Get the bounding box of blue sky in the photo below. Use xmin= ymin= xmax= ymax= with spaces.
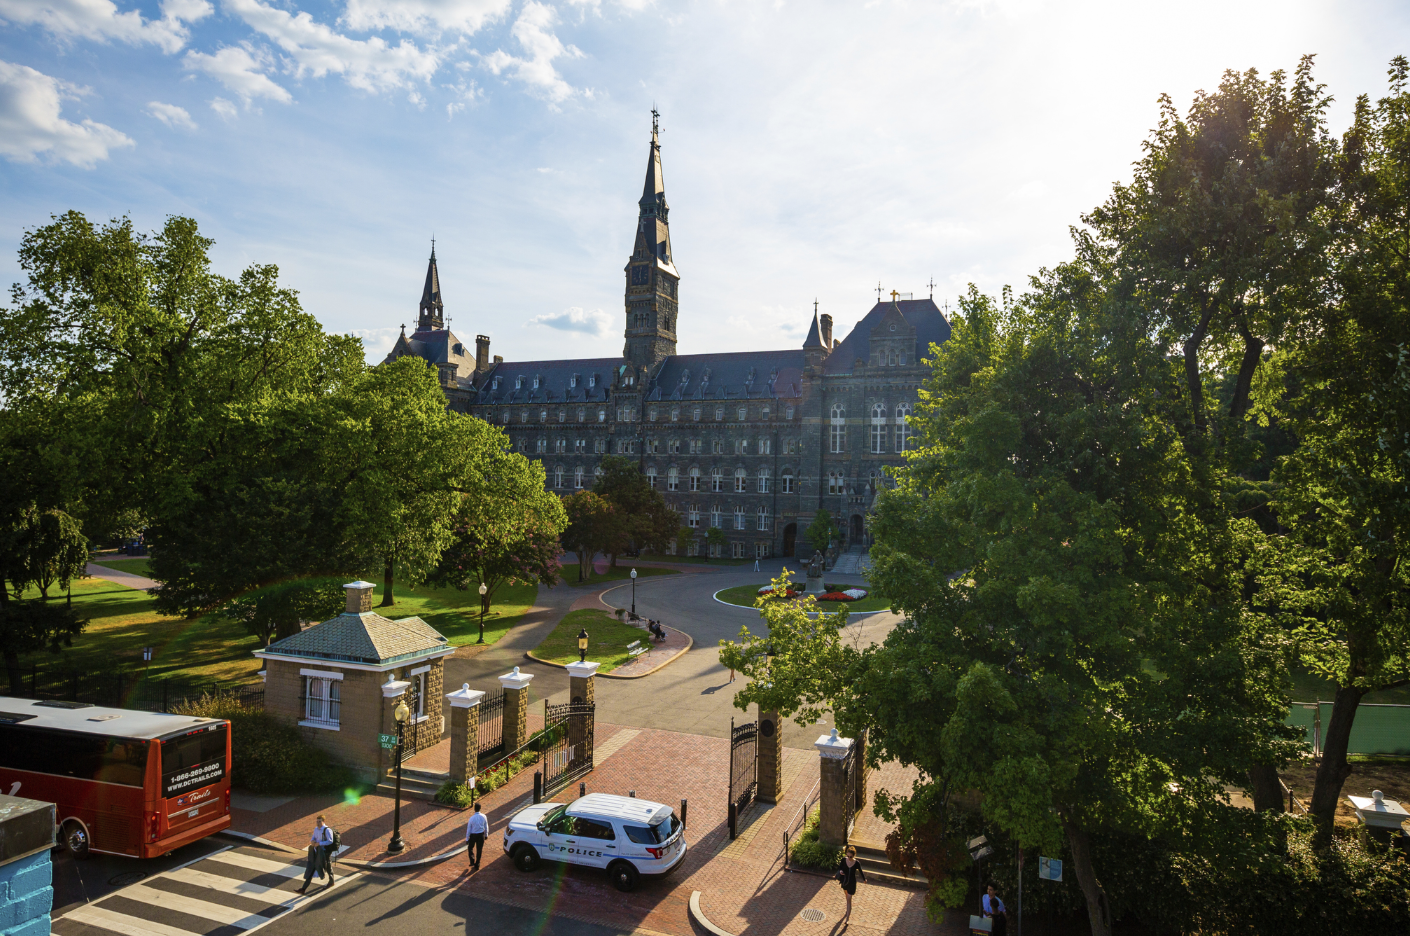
xmin=2 ymin=0 xmax=1407 ymax=365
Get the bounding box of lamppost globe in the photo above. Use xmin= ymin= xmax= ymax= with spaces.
xmin=394 ymin=700 xmax=410 ymax=723
xmin=578 ymin=628 xmax=589 ymax=663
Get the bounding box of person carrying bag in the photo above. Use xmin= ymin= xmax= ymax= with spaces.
xmin=297 ymin=816 xmax=335 ymax=894
xmin=835 ymin=846 xmax=867 ymax=925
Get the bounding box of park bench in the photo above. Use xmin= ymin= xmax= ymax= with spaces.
xmin=627 ymin=640 xmax=650 ymax=658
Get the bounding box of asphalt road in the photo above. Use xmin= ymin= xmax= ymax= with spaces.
xmin=256 ymin=872 xmax=635 ymax=936
xmin=444 ymin=557 xmax=898 ymax=751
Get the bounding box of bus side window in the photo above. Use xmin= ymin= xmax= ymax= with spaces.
xmin=95 ymin=739 xmax=148 ymax=786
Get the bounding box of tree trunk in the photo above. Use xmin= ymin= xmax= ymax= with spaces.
xmin=1182 ymin=306 xmax=1214 ymax=437
xmin=1229 ymin=320 xmax=1265 ymax=423
xmin=1247 ymin=764 xmax=1285 ymax=812
xmin=380 ymin=555 xmax=395 ymax=607
xmin=1063 ymin=818 xmax=1112 ymax=936
xmin=1310 ymin=684 xmax=1367 ymax=844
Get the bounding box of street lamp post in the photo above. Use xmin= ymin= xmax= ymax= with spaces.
xmin=388 ymin=699 xmax=410 ymax=852
xmin=630 ymin=568 xmax=637 ymax=619
xmin=578 ymin=628 xmax=589 ymax=663
xmin=477 ymin=582 xmax=488 ymax=644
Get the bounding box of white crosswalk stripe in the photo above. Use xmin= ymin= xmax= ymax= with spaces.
xmin=54 ymin=842 xmax=358 ymax=936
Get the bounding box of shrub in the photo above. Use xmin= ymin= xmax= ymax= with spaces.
xmin=475 ymin=749 xmax=541 ymax=796
xmin=789 ymin=809 xmax=842 ymax=870
xmin=173 ymin=694 xmax=360 ymax=795
xmin=436 ymin=781 xmax=476 ymax=808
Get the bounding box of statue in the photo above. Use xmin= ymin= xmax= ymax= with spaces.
xmin=808 ymin=550 xmax=824 ymax=579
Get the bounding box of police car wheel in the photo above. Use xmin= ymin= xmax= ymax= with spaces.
xmin=512 ymin=844 xmax=540 ymax=872
xmin=609 ymin=860 xmax=639 ymax=892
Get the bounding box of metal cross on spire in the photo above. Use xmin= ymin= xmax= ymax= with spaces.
xmin=430 ymin=235 xmax=435 ymax=257
xmin=651 ymin=105 xmax=660 ymax=135
xmin=814 ymin=298 xmax=819 ymax=315
xmin=927 ymin=277 xmax=936 ymax=298
xmin=876 ymin=281 xmax=883 ymax=301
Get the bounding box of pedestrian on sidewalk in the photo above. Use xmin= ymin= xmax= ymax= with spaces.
xmin=465 ymin=802 xmax=489 ymax=870
xmin=296 ymin=816 xmax=334 ymax=894
xmin=836 ymin=846 xmax=866 ymax=925
xmin=983 ymin=882 xmax=1008 ymax=936
xmin=753 ymin=557 xmax=760 ymax=572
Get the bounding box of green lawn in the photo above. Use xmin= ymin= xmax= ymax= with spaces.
xmin=530 ymin=608 xmax=649 ymax=673
xmin=558 ymin=563 xmax=679 ymax=587
xmin=1290 ymin=668 xmax=1410 ymax=705
xmin=713 ymin=583 xmax=893 ymax=614
xmin=376 ymin=580 xmax=536 ymax=648
xmin=90 ymin=557 xmax=154 ymax=578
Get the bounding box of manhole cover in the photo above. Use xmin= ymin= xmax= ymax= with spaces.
xmin=107 ymin=872 xmax=146 ymax=887
xmin=799 ymin=908 xmax=826 ymax=923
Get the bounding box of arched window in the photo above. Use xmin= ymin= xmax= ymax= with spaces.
xmin=710 ymin=505 xmax=722 ymax=529
xmin=577 ymin=407 xmax=585 ymax=422
xmin=558 ymin=409 xmax=566 ymax=422
xmin=597 ymin=408 xmax=606 ymax=422
xmin=737 ymin=406 xmax=747 ymax=421
xmin=574 ymin=467 xmax=584 ymax=488
xmin=898 ymin=352 xmax=906 ymax=366
xmin=689 ymin=467 xmax=701 ymax=491
xmin=520 ymin=409 xmax=529 ymax=423
xmin=667 ymin=467 xmax=679 ymax=492
xmin=594 ymin=466 xmax=605 ymax=483
xmin=830 ymin=404 xmax=846 ymax=453
xmin=734 ymin=506 xmax=746 ymax=530
xmin=554 ymin=466 xmax=564 ymax=488
xmin=757 ymin=506 xmax=770 ymax=531
xmin=502 ymin=411 xmax=511 ymax=424
xmin=715 ymin=406 xmax=724 ymax=421
xmin=536 ymin=438 xmax=547 ymax=453
xmin=757 ymin=467 xmax=770 ymax=493
xmin=540 ymin=409 xmax=548 ymax=422
xmin=782 ymin=470 xmax=795 ymax=494
xmin=649 ymin=406 xmax=658 ymax=422
xmin=693 ymin=407 xmax=701 ymax=421
xmin=761 ymin=405 xmax=770 ymax=420
xmin=646 ymin=467 xmax=657 ymax=489
xmin=670 ymin=407 xmax=680 ymax=422
xmin=712 ymin=468 xmax=724 ymax=492
xmin=871 ymin=403 xmax=888 ymax=454
xmin=734 ymin=468 xmax=747 ymax=493
xmin=895 ymin=403 xmax=911 ymax=452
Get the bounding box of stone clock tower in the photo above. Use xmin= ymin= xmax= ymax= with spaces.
xmin=623 ymin=109 xmax=679 ymax=371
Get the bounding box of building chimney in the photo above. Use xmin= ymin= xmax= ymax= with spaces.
xmin=475 ymin=335 xmax=490 ymax=374
xmin=344 ymin=580 xmax=375 ymax=614
xmin=493 ymin=354 xmax=503 ymax=364
xmin=820 ymin=314 xmax=833 ymax=349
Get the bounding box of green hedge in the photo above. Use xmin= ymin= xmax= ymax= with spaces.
xmin=788 ymin=809 xmax=842 ymax=870
xmin=173 ymin=694 xmax=361 ymax=795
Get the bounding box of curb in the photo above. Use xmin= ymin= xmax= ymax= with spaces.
xmin=524 ymin=626 xmax=693 ymax=679
xmin=219 ymin=830 xmax=468 ymax=869
xmin=689 ymin=891 xmax=738 ymax=936
xmin=710 ymin=588 xmax=890 ymax=618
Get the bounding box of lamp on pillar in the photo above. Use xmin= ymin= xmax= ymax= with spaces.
xmin=389 ymin=699 xmax=411 ymax=852
xmin=578 ymin=628 xmax=589 ymax=663
xmin=477 ymin=582 xmax=488 ymax=644
xmin=630 ymin=568 xmax=637 ymax=618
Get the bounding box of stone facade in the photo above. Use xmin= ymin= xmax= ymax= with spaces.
xmin=386 ymin=118 xmax=950 ymax=560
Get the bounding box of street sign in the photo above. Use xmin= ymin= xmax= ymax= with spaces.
xmin=379 ymin=733 xmax=396 ymax=748
xmin=968 ymin=835 xmax=993 ymax=862
xmin=1038 ymin=856 xmax=1062 ymax=881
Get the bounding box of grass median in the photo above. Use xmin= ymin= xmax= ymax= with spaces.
xmin=529 ymin=608 xmax=650 ymax=673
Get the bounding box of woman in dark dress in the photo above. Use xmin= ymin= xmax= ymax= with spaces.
xmin=836 ymin=846 xmax=867 ymax=924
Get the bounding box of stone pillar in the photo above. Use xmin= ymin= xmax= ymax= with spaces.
xmin=380 ymin=676 xmax=411 ymax=775
xmin=758 ymin=709 xmax=783 ymax=804
xmin=815 ymin=729 xmax=854 ymax=848
xmin=444 ymin=683 xmax=485 ymax=784
xmin=499 ymin=667 xmax=534 ymax=753
xmin=565 ymin=661 xmax=599 ymax=754
xmin=0 ymin=794 xmax=54 ymax=936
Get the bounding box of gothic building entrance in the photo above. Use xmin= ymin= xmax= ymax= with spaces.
xmin=782 ymin=523 xmax=797 ymax=557
xmin=850 ymin=514 xmax=864 ymax=544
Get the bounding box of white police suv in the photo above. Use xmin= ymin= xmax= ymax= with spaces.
xmin=504 ymin=793 xmax=686 ymax=891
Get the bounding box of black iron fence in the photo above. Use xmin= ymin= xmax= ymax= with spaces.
xmin=781 ymin=780 xmax=820 ymax=871
xmin=728 ymin=717 xmax=758 ymax=839
xmin=10 ymin=662 xmax=263 ymax=713
xmin=478 ymin=689 xmax=505 ymax=756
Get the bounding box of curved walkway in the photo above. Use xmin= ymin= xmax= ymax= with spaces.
xmin=86 ymin=560 xmax=159 ymax=591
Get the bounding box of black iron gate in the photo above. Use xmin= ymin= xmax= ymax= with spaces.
xmin=541 ymin=700 xmax=595 ymax=795
xmin=839 ymin=739 xmax=857 ymax=837
xmin=728 ymin=717 xmax=758 ymax=839
xmin=478 ymin=689 xmax=506 ymax=758
xmin=399 ymin=678 xmax=422 ymax=764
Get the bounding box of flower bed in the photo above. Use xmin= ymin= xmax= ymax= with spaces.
xmin=758 ymin=583 xmax=805 ymax=598
xmin=819 ymin=588 xmax=869 ymax=601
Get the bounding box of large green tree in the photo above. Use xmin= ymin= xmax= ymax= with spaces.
xmin=592 ymin=455 xmax=679 ymax=563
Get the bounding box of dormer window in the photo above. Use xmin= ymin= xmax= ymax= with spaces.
xmin=515 ymin=376 xmax=523 ymax=389
xmin=588 ymin=375 xmax=597 ymax=388
xmin=492 ymin=377 xmax=501 ymax=390
xmin=570 ymin=374 xmax=579 ymax=388
xmin=533 ymin=376 xmax=540 ymax=389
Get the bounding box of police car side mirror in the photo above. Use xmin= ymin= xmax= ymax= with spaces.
xmin=536 ymin=822 xmax=544 ymax=831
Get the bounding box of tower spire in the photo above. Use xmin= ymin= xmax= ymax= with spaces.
xmin=623 ymin=109 xmax=679 ymax=368
xmin=417 ymin=243 xmax=444 ymax=331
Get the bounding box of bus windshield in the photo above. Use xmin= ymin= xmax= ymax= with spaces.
xmin=161 ymin=725 xmax=227 ymax=797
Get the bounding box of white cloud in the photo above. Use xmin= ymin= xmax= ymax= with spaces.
xmin=208 ymin=96 xmax=238 ymax=118
xmin=346 ymin=326 xmax=401 ymax=363
xmin=526 ymin=306 xmax=611 ymax=335
xmin=184 ymin=45 xmax=292 ymax=104
xmin=224 ymin=0 xmax=438 ymax=93
xmin=145 ymin=99 xmax=197 ymax=129
xmin=0 ymin=59 xmax=133 ymax=167
xmin=0 ymin=0 xmax=213 ymax=54
xmin=481 ymin=1 xmax=582 ymax=103
xmin=443 ymin=75 xmax=478 ymax=117
xmin=1005 ymin=180 xmax=1047 ymax=202
xmin=340 ymin=0 xmax=510 ymax=36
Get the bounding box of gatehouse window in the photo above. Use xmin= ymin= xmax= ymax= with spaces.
xmin=786 ymin=405 xmax=794 ymax=420
xmin=502 ymin=411 xmax=510 ymax=424
xmin=688 ymin=505 xmax=699 ymax=528
xmin=757 ymin=437 xmax=770 ymax=455
xmin=536 ymin=438 xmax=547 ymax=453
xmin=533 ymin=376 xmax=540 ymax=389
xmin=515 ymin=376 xmax=523 ymax=389
xmin=303 ymin=673 xmax=341 ymax=727
xmin=761 ymin=406 xmax=770 ymax=420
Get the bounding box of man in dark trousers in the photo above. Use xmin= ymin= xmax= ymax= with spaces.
xmin=465 ymin=802 xmax=488 ymax=870
xmin=296 ymin=816 xmax=334 ymax=894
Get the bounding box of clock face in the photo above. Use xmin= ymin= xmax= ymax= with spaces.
xmin=631 ymin=265 xmax=649 ymax=286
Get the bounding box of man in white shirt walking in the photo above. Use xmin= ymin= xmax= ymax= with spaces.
xmin=297 ymin=816 xmax=335 ymax=894
xmin=465 ymin=802 xmax=489 ymax=871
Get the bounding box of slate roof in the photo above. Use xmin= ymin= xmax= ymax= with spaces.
xmin=824 ymin=298 xmax=951 ymax=374
xmin=469 ymin=356 xmax=623 ymax=404
xmin=647 ymin=350 xmax=805 ymax=401
xmin=261 ymin=611 xmax=449 ymax=667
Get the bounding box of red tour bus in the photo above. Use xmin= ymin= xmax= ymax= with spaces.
xmin=0 ymin=696 xmax=231 ymax=858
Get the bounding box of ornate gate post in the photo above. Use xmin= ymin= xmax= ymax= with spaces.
xmin=445 ymin=683 xmax=485 ymax=784
xmin=758 ymin=709 xmax=783 ymax=803
xmin=815 ymin=728 xmax=854 ymax=848
xmin=499 ymin=667 xmax=534 ymax=752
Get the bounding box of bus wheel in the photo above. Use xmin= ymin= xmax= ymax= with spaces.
xmin=62 ymin=821 xmax=91 ymax=860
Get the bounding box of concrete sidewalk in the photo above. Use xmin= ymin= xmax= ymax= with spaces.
xmin=86 ymin=559 xmax=158 ymax=591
